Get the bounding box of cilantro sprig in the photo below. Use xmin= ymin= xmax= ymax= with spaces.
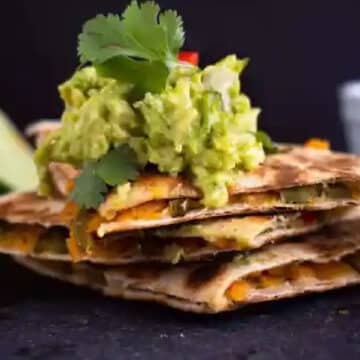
xmin=78 ymin=0 xmax=185 ymax=96
xmin=0 ymin=182 xmax=11 ymax=195
xmin=69 ymin=1 xmax=185 ymax=208
xmin=254 ymin=130 xmax=278 ymax=154
xmin=69 ymin=163 xmax=108 ymax=210
xmin=70 ymin=146 xmax=140 ymax=209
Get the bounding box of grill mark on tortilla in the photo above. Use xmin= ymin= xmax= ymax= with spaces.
xmin=187 ymin=263 xmax=225 ymax=288
xmin=302 ymin=222 xmax=360 ymax=258
xmin=272 ymin=163 xmax=302 ymax=187
xmin=294 ymin=153 xmax=358 ymax=173
xmin=125 ymin=264 xmax=169 ymax=280
xmin=325 ymin=155 xmax=359 ymax=170
xmin=250 ymin=165 xmax=267 ymax=178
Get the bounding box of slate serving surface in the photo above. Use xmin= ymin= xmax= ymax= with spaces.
xmin=0 ymin=255 xmax=359 ymax=360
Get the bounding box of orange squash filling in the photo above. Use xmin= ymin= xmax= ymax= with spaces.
xmin=66 ymin=235 xmax=84 ymax=262
xmin=226 ymin=281 xmax=251 ymax=301
xmin=226 ymin=260 xmax=355 ymax=302
xmin=0 ymin=224 xmax=44 ymax=254
xmin=115 ymin=200 xmax=168 ymax=222
xmin=304 ymin=138 xmax=330 ymax=150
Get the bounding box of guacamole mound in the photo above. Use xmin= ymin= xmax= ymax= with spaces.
xmin=35 ymin=55 xmax=265 ymax=207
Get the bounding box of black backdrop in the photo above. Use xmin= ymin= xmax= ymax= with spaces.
xmin=2 ymin=0 xmax=360 ymax=150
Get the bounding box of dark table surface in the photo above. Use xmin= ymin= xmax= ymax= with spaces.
xmin=0 ymin=255 xmax=359 ymax=360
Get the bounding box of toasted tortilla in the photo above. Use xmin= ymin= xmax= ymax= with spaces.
xmin=1 ymin=188 xmax=359 ymax=240
xmin=1 ymin=206 xmax=359 ymax=265
xmin=47 ymin=146 xmax=360 ymax=213
xmin=99 ymin=146 xmax=360 ymax=211
xmin=24 ymin=122 xmax=360 ymax=235
xmin=96 ymin=196 xmax=360 ymax=236
xmin=0 ymin=192 xmax=65 ymax=227
xmin=64 ymin=149 xmax=360 ymax=236
xmin=14 ymin=219 xmax=360 ymax=313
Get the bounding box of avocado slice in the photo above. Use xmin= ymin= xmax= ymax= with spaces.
xmin=0 ymin=110 xmax=38 ymax=191
xmin=280 ymin=185 xmax=322 ymax=204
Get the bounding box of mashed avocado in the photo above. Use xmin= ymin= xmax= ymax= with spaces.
xmin=35 ymin=55 xmax=265 ymax=207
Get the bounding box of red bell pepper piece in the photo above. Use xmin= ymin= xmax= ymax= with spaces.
xmin=178 ymin=51 xmax=199 ymax=66
xmin=301 ymin=212 xmax=317 ymax=224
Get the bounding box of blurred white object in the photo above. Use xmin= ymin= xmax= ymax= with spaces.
xmin=25 ymin=119 xmax=60 ymax=137
xmin=26 ymin=119 xmax=61 ymax=146
xmin=0 ymin=110 xmax=38 ymax=191
xmin=339 ymin=81 xmax=360 ymax=154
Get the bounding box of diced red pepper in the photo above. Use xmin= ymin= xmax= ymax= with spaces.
xmin=301 ymin=212 xmax=317 ymax=224
xmin=178 ymin=51 xmax=199 ymax=66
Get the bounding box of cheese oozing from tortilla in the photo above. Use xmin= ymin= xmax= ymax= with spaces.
xmin=0 ymin=212 xmax=318 ymax=263
xmin=0 ymin=206 xmax=356 ymax=264
xmin=226 ymin=260 xmax=357 ymax=303
xmin=154 ymin=215 xmax=299 ymax=248
xmin=98 ymin=182 xmax=356 ymax=228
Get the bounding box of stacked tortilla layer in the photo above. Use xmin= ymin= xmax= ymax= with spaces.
xmin=2 ymin=140 xmax=360 ymax=312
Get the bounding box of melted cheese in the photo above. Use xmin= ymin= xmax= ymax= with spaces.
xmin=0 ymin=225 xmax=42 ymax=254
xmin=66 ymin=235 xmax=84 ymax=262
xmin=86 ymin=214 xmax=104 ymax=233
xmin=345 ymin=181 xmax=360 ymax=200
xmin=100 ymin=190 xmax=278 ymax=230
xmin=304 ymin=138 xmax=330 ymax=150
xmin=226 ymin=259 xmax=355 ymax=303
xmin=157 ymin=216 xmax=273 ymax=249
xmin=232 ymin=192 xmax=279 ymax=206
xmin=115 ymin=201 xmax=168 ymax=222
xmin=259 ymin=275 xmax=284 ymax=288
xmin=312 ymin=262 xmax=354 ymax=280
xmin=99 ymin=176 xmax=188 ymax=221
xmin=289 ymin=264 xmax=316 ymax=280
xmin=60 ymin=201 xmax=80 ymax=225
xmin=226 ymin=280 xmax=251 ymax=301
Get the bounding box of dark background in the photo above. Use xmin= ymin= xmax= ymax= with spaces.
xmin=0 ymin=256 xmax=360 ymax=359
xmin=1 ymin=0 xmax=360 ymax=149
xmin=1 ymin=3 xmax=360 ymax=358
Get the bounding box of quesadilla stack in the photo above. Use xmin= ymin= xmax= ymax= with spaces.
xmin=2 ymin=141 xmax=360 ymax=313
xmin=2 ymin=0 xmax=360 ymax=313
xmin=14 ymin=222 xmax=360 ymax=313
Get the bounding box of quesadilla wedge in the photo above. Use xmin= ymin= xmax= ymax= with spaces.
xmin=0 ymin=192 xmax=65 ymax=227
xmin=26 ymin=125 xmax=360 ymax=237
xmin=0 ymin=190 xmax=359 ymax=264
xmin=93 ymin=146 xmax=360 ymax=234
xmin=14 ymin=219 xmax=360 ymax=313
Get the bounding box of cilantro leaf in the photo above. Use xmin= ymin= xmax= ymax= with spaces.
xmin=159 ymin=10 xmax=185 ymax=53
xmin=0 ymin=182 xmax=11 ymax=195
xmin=69 ymin=145 xmax=140 ymax=209
xmin=96 ymin=57 xmax=169 ymax=95
xmin=120 ymin=1 xmax=169 ymax=60
xmin=78 ymin=14 xmax=130 ymax=64
xmin=255 ymin=130 xmax=278 ymax=154
xmin=96 ymin=146 xmax=139 ymax=186
xmin=78 ymin=1 xmax=185 ymax=95
xmin=69 ymin=163 xmax=107 ymax=209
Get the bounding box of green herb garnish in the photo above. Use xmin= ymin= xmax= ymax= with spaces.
xmin=255 ymin=130 xmax=277 ymax=154
xmin=70 ymin=146 xmax=140 ymax=209
xmin=0 ymin=182 xmax=11 ymax=195
xmin=69 ymin=163 xmax=108 ymax=209
xmin=96 ymin=146 xmax=139 ymax=186
xmin=78 ymin=0 xmax=185 ymax=96
xmin=233 ymin=252 xmax=251 ymax=265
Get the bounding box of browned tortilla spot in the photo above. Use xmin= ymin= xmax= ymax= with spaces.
xmin=124 ymin=264 xmax=169 ymax=281
xmin=187 ymin=263 xmax=225 ymax=288
xmin=272 ymin=164 xmax=302 ymax=187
